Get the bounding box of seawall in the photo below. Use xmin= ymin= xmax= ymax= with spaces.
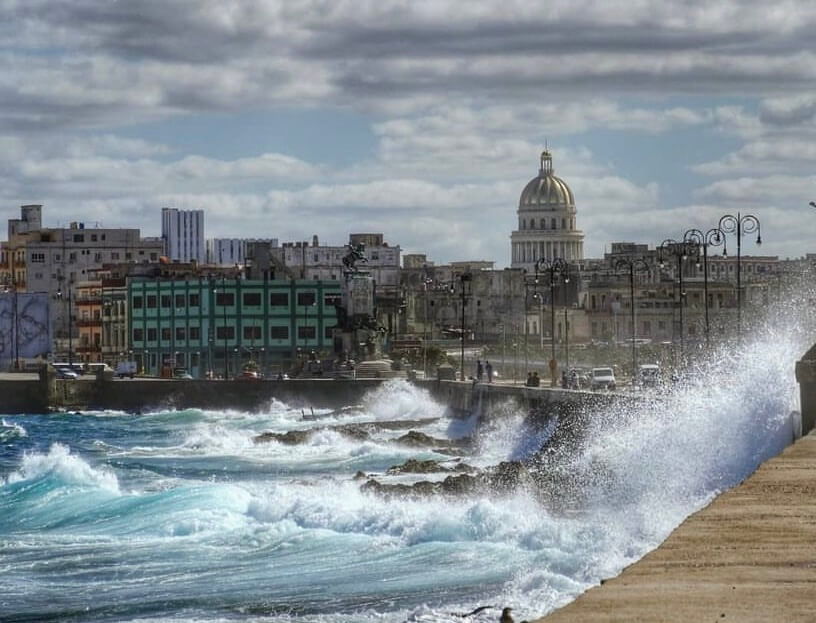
xmin=533 ymin=431 xmax=816 ymax=623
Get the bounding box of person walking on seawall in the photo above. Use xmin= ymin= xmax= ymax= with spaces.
xmin=476 ymin=359 xmax=484 ymax=382
xmin=526 ymin=372 xmax=533 ymax=387
xmin=532 ymin=371 xmax=540 ymax=387
xmin=485 ymin=360 xmax=493 ymax=383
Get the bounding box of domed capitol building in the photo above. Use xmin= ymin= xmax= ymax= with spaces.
xmin=510 ymin=150 xmax=584 ymax=270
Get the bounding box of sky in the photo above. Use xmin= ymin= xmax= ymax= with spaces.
xmin=3 ymin=0 xmax=816 ymax=267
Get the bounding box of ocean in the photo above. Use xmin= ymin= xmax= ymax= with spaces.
xmin=0 ymin=330 xmax=802 ymax=623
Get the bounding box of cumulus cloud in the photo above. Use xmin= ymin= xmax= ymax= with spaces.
xmin=3 ymin=1 xmax=816 ymax=263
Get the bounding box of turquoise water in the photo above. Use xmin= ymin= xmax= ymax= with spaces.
xmin=0 ymin=332 xmax=801 ymax=622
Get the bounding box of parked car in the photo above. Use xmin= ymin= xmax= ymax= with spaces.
xmin=590 ymin=367 xmax=617 ymax=391
xmin=173 ymin=368 xmax=193 ymax=380
xmin=115 ymin=361 xmax=137 ymax=379
xmin=638 ymin=363 xmax=661 ymax=388
xmin=53 ymin=367 xmax=79 ymax=380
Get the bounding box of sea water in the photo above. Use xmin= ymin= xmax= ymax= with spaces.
xmin=0 ymin=329 xmax=803 ymax=622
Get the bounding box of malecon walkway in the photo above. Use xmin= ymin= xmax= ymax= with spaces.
xmin=534 ymin=432 xmax=816 ymax=623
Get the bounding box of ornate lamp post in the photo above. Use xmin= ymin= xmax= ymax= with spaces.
xmin=453 ymin=272 xmax=472 ymax=381
xmin=683 ymin=227 xmax=726 ymax=348
xmin=614 ymin=258 xmax=650 ymax=384
xmin=56 ymin=280 xmax=73 ymax=368
xmin=717 ymin=213 xmax=761 ymax=340
xmin=658 ymin=239 xmax=699 ymax=359
xmin=534 ymin=257 xmax=568 ymax=384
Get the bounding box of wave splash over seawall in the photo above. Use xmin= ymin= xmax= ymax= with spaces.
xmin=0 ymin=328 xmax=803 ymax=622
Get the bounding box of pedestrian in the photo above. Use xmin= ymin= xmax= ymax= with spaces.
xmin=532 ymin=371 xmax=540 ymax=387
xmin=476 ymin=359 xmax=484 ymax=381
xmin=485 ymin=360 xmax=493 ymax=383
xmin=561 ymin=370 xmax=568 ymax=388
xmin=526 ymin=372 xmax=533 ymax=387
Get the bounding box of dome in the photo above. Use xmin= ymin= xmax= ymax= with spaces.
xmin=519 ymin=151 xmax=574 ymax=208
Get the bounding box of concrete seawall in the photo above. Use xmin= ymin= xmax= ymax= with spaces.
xmin=533 ymin=431 xmax=816 ymax=623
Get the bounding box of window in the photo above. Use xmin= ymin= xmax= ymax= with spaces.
xmin=73 ymin=234 xmax=84 ymax=243
xmin=91 ymin=234 xmax=97 ymax=242
xmin=243 ymin=326 xmax=262 ymax=340
xmin=31 ymin=253 xmax=45 ymax=263
xmin=189 ymin=326 xmax=200 ymax=340
xmin=161 ymin=295 xmax=171 ymax=308
xmin=215 ymin=292 xmax=234 ymax=306
xmin=94 ymin=253 xmax=103 ymax=262
xmin=133 ymin=328 xmax=144 ymax=342
xmin=147 ymin=295 xmax=157 ymax=308
xmin=270 ymin=292 xmax=288 ymax=306
xmin=297 ymin=292 xmax=316 ymax=306
xmin=243 ymin=292 xmax=261 ymax=306
xmin=147 ymin=328 xmax=157 ymax=341
xmin=298 ymin=326 xmax=317 ymax=339
xmin=69 ymin=252 xmax=77 ymax=262
xmin=551 ymin=218 xmax=556 ymax=230
xmin=215 ymin=326 xmax=235 ymax=339
xmin=176 ymin=327 xmax=186 ymax=341
xmin=150 ymin=253 xmax=158 ymax=261
xmin=133 ymin=296 xmax=143 ymax=309
xmin=324 ymin=326 xmax=335 ymax=339
xmin=112 ymin=252 xmax=120 ymax=260
xmin=175 ymin=294 xmax=186 ymax=308
xmin=161 ymin=328 xmax=171 ymax=341
xmin=541 ymin=218 xmax=546 ymax=229
xmin=189 ymin=293 xmax=200 ymax=307
xmin=324 ymin=293 xmax=341 ymax=306
xmin=269 ymin=326 xmax=288 ymax=339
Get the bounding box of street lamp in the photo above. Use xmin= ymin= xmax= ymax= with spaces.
xmin=421 ymin=275 xmax=434 ymax=378
xmin=683 ymin=227 xmax=726 ymax=348
xmin=717 ymin=213 xmax=761 ymax=340
xmin=214 ymin=278 xmax=229 ymax=379
xmin=614 ymin=258 xmax=650 ymax=384
xmin=658 ymin=239 xmax=699 ymax=360
xmin=534 ymin=257 xmax=568 ymax=385
xmin=56 ymin=281 xmax=73 ymax=368
xmin=453 ymin=272 xmax=472 ymax=381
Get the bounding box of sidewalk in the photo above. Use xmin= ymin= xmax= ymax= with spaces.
xmin=533 ymin=432 xmax=816 ymax=622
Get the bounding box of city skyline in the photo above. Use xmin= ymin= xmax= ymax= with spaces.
xmin=3 ymin=2 xmax=816 ymax=266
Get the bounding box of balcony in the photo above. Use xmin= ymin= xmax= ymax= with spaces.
xmin=76 ymin=318 xmax=102 ymax=327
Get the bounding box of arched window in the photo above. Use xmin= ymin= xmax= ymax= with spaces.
xmin=541 ymin=218 xmax=546 ymax=229
xmin=561 ymin=218 xmax=566 ymax=230
xmin=551 ymin=217 xmax=557 ymax=230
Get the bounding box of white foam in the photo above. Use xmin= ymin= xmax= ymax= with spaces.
xmin=6 ymin=442 xmax=120 ymax=493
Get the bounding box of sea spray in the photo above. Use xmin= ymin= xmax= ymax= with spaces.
xmin=0 ymin=318 xmax=806 ymax=622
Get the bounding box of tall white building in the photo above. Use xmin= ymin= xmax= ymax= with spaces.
xmin=510 ymin=150 xmax=584 ymax=271
xmin=206 ymin=238 xmax=279 ymax=266
xmin=161 ymin=208 xmax=204 ymax=263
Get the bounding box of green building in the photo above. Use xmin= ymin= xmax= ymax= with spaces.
xmin=129 ymin=278 xmax=341 ymax=377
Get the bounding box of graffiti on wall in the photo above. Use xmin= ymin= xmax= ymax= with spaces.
xmin=0 ymin=292 xmax=51 ymax=363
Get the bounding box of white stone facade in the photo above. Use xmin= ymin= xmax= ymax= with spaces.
xmin=510 ymin=151 xmax=584 ymax=271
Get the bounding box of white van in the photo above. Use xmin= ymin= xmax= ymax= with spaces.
xmin=590 ymin=367 xmax=617 ymax=391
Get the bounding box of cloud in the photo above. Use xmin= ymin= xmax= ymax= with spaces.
xmin=3 ymin=1 xmax=816 ymax=264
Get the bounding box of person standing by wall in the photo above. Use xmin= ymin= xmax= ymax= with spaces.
xmin=485 ymin=360 xmax=493 ymax=383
